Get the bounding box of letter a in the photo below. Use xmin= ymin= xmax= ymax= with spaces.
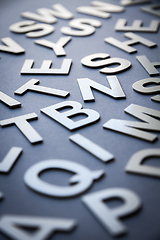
xmin=0 ymin=215 xmax=77 ymax=240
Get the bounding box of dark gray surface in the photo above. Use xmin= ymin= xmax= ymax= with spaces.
xmin=0 ymin=0 xmax=160 ymax=239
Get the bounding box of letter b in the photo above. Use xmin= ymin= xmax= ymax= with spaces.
xmin=41 ymin=101 xmax=100 ymax=130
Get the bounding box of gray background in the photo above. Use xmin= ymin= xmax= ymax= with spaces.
xmin=0 ymin=0 xmax=160 ymax=239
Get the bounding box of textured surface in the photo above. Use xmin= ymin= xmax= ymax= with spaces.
xmin=0 ymin=0 xmax=160 ymax=239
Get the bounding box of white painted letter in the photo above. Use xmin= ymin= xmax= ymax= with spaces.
xmin=21 ymin=59 xmax=72 ymax=75
xmin=0 ymin=215 xmax=77 ymax=240
xmin=0 ymin=113 xmax=43 ymax=144
xmin=77 ymin=1 xmax=124 ymax=18
xmin=21 ymin=4 xmax=74 ymax=23
xmin=41 ymin=101 xmax=100 ymax=130
xmin=82 ymin=188 xmax=141 ymax=236
xmin=126 ymin=148 xmax=160 ymax=178
xmin=81 ymin=53 xmax=131 ymax=74
xmin=103 ymin=104 xmax=160 ymax=142
xmin=9 ymin=21 xmax=54 ymax=38
xmin=24 ymin=159 xmax=104 ymax=197
xmin=0 ymin=37 xmax=25 ymax=54
xmin=132 ymin=78 xmax=160 ymax=102
xmin=105 ymin=32 xmax=156 ymax=53
xmin=61 ymin=18 xmax=101 ymax=37
xmin=77 ymin=76 xmax=125 ymax=102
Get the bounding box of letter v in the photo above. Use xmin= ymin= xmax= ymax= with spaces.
xmin=0 ymin=37 xmax=25 ymax=54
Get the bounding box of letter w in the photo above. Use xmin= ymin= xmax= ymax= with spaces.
xmin=21 ymin=4 xmax=73 ymax=24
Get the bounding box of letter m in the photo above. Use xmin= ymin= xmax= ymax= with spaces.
xmin=103 ymin=104 xmax=160 ymax=142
